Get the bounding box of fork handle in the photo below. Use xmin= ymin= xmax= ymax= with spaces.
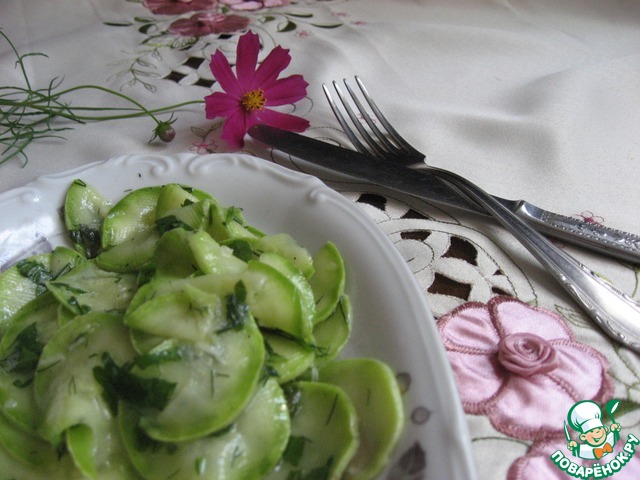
xmin=431 ymin=167 xmax=640 ymax=353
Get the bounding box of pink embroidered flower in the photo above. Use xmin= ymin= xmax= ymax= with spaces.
xmin=169 ymin=12 xmax=250 ymax=37
xmin=221 ymin=0 xmax=289 ymax=11
xmin=508 ymin=438 xmax=640 ymax=480
xmin=144 ymin=0 xmax=217 ymax=15
xmin=438 ymin=296 xmax=613 ymax=441
xmin=204 ymin=30 xmax=309 ymax=149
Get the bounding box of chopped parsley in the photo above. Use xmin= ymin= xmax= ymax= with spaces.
xmin=156 ymin=215 xmax=194 ymax=235
xmin=93 ymin=352 xmax=177 ymax=415
xmin=0 ymin=323 xmax=44 ymax=387
xmin=216 ymin=281 xmax=250 ymax=333
xmin=69 ymin=225 xmax=102 ymax=258
xmin=16 ymin=259 xmax=53 ymax=295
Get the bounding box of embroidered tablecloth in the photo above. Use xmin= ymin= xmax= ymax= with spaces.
xmin=2 ymin=1 xmax=640 ymax=479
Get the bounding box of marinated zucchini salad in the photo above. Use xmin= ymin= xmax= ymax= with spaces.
xmin=0 ymin=180 xmax=404 ymax=480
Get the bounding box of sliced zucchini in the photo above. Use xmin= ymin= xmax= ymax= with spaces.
xmin=309 ymin=242 xmax=346 ymax=324
xmin=126 ymin=287 xmax=266 ymax=440
xmin=252 ymin=233 xmax=314 ymax=278
xmin=101 ymin=186 xmax=162 ymax=248
xmin=96 ymin=227 xmax=159 ymax=273
xmin=263 ymin=331 xmax=316 ymax=384
xmin=208 ymin=203 xmax=263 ymax=242
xmin=0 ymin=438 xmax=82 ymax=480
xmin=318 ymin=359 xmax=404 ymax=480
xmin=0 ymin=253 xmax=50 ymax=336
xmin=258 ymin=252 xmax=316 ymax=324
xmin=0 ymin=408 xmax=59 ymax=468
xmin=154 ymin=183 xmax=201 ymax=219
xmin=120 ymin=378 xmax=290 ymax=480
xmin=266 ymin=381 xmax=359 ymax=480
xmin=64 ymin=179 xmax=112 ymax=258
xmin=312 ymin=295 xmax=352 ymax=365
xmin=0 ymin=248 xmax=84 ymax=335
xmin=188 ymin=229 xmax=247 ymax=275
xmin=46 ymin=260 xmax=138 ymax=316
xmin=153 ymin=228 xmax=200 ymax=279
xmin=0 ymin=292 xmax=59 ymax=432
xmin=34 ymin=313 xmax=136 ymax=446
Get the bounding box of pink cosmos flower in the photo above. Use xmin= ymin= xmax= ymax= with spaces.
xmin=169 ymin=12 xmax=250 ymax=37
xmin=438 ymin=296 xmax=613 ymax=441
xmin=204 ymin=30 xmax=309 ymax=149
xmin=144 ymin=0 xmax=218 ymax=15
xmin=221 ymin=0 xmax=289 ymax=11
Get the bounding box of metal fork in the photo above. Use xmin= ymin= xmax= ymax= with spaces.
xmin=324 ymin=76 xmax=640 ymax=353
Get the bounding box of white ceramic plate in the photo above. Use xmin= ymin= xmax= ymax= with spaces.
xmin=0 ymin=153 xmax=476 ymax=480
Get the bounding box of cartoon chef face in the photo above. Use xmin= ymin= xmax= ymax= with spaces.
xmin=581 ymin=426 xmax=609 ymax=447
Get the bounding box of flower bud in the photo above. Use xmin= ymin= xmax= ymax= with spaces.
xmin=154 ymin=122 xmax=176 ymax=143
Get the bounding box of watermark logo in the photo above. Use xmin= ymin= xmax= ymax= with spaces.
xmin=550 ymin=399 xmax=639 ymax=479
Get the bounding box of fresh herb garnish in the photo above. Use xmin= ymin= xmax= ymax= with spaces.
xmin=156 ymin=215 xmax=195 ymax=235
xmin=93 ymin=352 xmax=177 ymax=415
xmin=0 ymin=323 xmax=44 ymax=387
xmin=225 ymin=238 xmax=254 ymax=262
xmin=216 ymin=281 xmax=250 ymax=333
xmin=69 ymin=225 xmax=102 ymax=258
xmin=16 ymin=259 xmax=53 ymax=295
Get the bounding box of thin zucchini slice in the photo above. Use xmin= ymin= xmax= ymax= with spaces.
xmin=258 ymin=252 xmax=316 ymax=324
xmin=154 ymin=183 xmax=202 ymax=219
xmin=318 ymin=359 xmax=405 ymax=480
xmin=101 ymin=186 xmax=162 ymax=248
xmin=96 ymin=227 xmax=159 ymax=273
xmin=34 ymin=312 xmax=136 ymax=447
xmin=0 ymin=437 xmax=82 ymax=480
xmin=188 ymin=229 xmax=247 ymax=275
xmin=312 ymin=295 xmax=352 ymax=365
xmin=309 ymin=242 xmax=346 ymax=324
xmin=266 ymin=381 xmax=359 ymax=480
xmin=64 ymin=179 xmax=112 ymax=258
xmin=126 ymin=286 xmax=266 ymax=441
xmin=263 ymin=331 xmax=316 ymax=384
xmin=0 ymin=292 xmax=59 ymax=432
xmin=120 ymin=378 xmax=290 ymax=480
xmin=252 ymin=233 xmax=314 ymax=278
xmin=46 ymin=260 xmax=138 ymax=316
xmin=0 ymin=408 xmax=59 ymax=468
xmin=0 ymin=248 xmax=84 ymax=335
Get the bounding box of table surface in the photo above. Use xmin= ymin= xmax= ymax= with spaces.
xmin=2 ymin=1 xmax=640 ymax=479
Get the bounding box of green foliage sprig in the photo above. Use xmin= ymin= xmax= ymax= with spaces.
xmin=0 ymin=30 xmax=203 ymax=166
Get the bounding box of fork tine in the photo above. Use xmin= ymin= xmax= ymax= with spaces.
xmin=325 ymin=81 xmax=389 ymax=158
xmin=322 ymin=83 xmax=370 ymax=155
xmin=340 ymin=79 xmax=397 ymax=156
xmin=353 ymin=76 xmax=422 ymax=156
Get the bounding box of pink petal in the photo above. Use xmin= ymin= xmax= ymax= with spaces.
xmin=253 ymin=108 xmax=309 ymax=132
xmin=490 ymin=297 xmax=573 ymax=341
xmin=204 ymin=92 xmax=240 ymax=119
xmin=220 ymin=110 xmax=249 ymax=149
xmin=235 ymin=30 xmax=260 ymax=91
xmin=209 ymin=50 xmax=242 ymax=98
xmin=252 ymin=45 xmax=291 ymax=89
xmin=446 ymin=349 xmax=506 ymax=413
xmin=438 ymin=302 xmax=500 ymax=354
xmin=264 ymin=75 xmax=308 ymax=106
xmin=545 ymin=340 xmax=613 ymax=404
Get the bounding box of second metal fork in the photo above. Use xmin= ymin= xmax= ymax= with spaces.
xmin=324 ymin=76 xmax=640 ymax=353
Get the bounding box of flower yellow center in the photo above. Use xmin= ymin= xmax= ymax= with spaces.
xmin=241 ymin=89 xmax=267 ymax=111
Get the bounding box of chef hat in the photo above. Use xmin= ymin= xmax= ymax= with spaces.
xmin=568 ymin=401 xmax=604 ymax=434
